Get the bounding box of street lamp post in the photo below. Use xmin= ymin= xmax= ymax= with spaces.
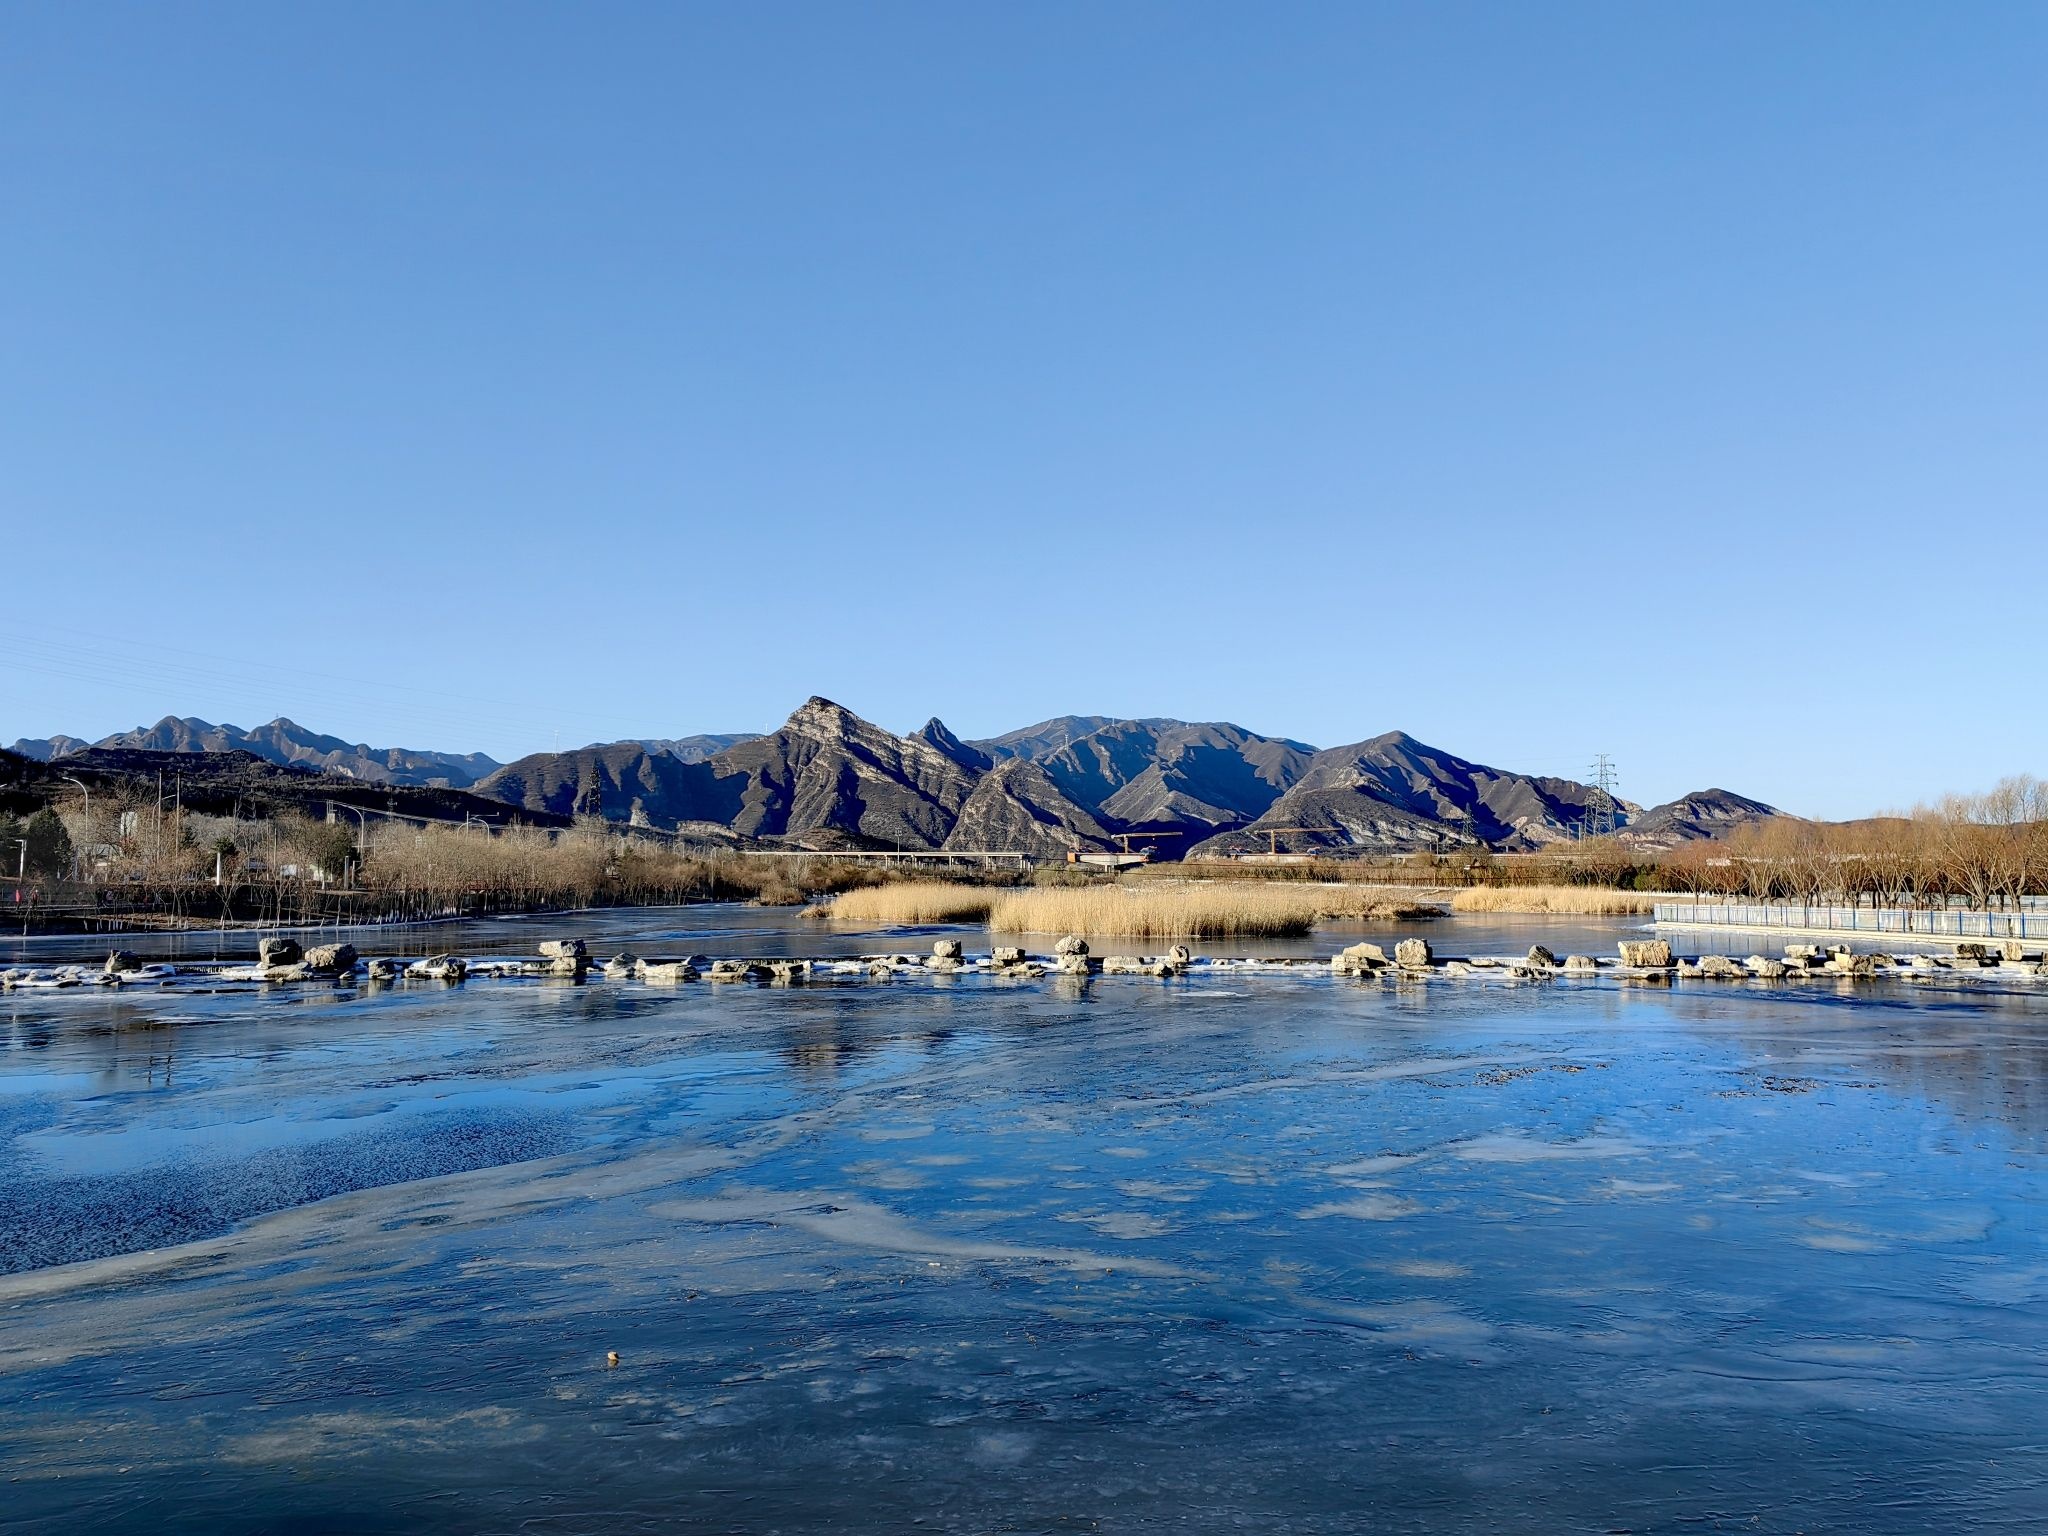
xmin=60 ymin=775 xmax=92 ymax=881
xmin=334 ymin=805 xmax=373 ymax=886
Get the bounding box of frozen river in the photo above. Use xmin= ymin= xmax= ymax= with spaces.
xmin=2 ymin=907 xmax=2045 ymax=1532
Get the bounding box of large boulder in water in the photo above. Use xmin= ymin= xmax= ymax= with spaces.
xmin=637 ymin=960 xmax=698 ymax=984
xmin=1618 ymin=939 xmax=1673 ymax=968
xmin=303 ymin=943 xmax=357 ymax=973
xmin=1394 ymin=938 xmax=1433 ymax=969
xmin=257 ymin=937 xmax=302 ymax=967
xmin=1331 ymin=942 xmax=1388 ymax=976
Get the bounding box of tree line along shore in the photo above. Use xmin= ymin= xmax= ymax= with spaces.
xmin=2 ymin=778 xmax=2042 ymax=934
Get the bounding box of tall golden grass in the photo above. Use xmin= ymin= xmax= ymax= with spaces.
xmin=807 ymin=882 xmax=1003 ymax=924
xmin=361 ymin=827 xmax=933 ymax=913
xmin=816 ymin=881 xmax=1437 ymax=938
xmin=1449 ymin=885 xmax=1664 ymax=915
xmin=992 ymin=884 xmax=1438 ymax=937
xmin=1143 ymin=859 xmax=1442 ymax=887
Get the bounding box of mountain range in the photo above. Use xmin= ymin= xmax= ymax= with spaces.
xmin=9 ymin=717 xmax=501 ymax=788
xmin=10 ymin=700 xmax=1776 ymax=857
xmin=5 ymin=718 xmax=764 ymax=788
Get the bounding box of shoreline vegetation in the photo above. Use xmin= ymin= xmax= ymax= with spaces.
xmin=1448 ymin=886 xmax=1663 ymax=916
xmin=812 ymin=882 xmax=1441 ymax=938
xmin=0 ymin=821 xmax=958 ymax=933
xmin=8 ymin=774 xmax=2046 ymax=936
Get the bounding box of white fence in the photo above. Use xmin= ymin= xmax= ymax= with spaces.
xmin=1655 ymin=902 xmax=2048 ymax=940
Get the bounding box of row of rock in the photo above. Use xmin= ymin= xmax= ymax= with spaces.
xmin=10 ymin=931 xmax=2042 ymax=994
xmin=253 ymin=938 xmax=361 ymax=981
xmin=1328 ymin=934 xmax=2046 ymax=985
xmin=1331 ymin=938 xmax=1439 ymax=975
xmin=1331 ymin=938 xmax=1609 ymax=981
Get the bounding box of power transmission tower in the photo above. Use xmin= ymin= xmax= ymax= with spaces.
xmin=1586 ymin=754 xmax=1620 ymax=839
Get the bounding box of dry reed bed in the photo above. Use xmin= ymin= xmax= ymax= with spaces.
xmin=808 ymin=882 xmax=1003 ymax=925
xmin=817 ymin=881 xmax=1437 ymax=938
xmin=1449 ymin=885 xmax=1664 ymax=916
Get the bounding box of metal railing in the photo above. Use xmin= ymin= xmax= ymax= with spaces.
xmin=1655 ymin=902 xmax=2047 ymax=939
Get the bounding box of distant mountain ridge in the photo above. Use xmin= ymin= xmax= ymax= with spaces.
xmin=10 ymin=716 xmax=502 ymax=789
xmin=629 ymin=734 xmax=761 ymax=764
xmin=1615 ymin=788 xmax=1777 ymax=851
xmin=0 ymin=745 xmax=567 ymax=830
xmin=969 ymin=716 xmax=1123 ymax=762
xmin=1192 ymin=731 xmax=1649 ymax=857
xmin=14 ymin=700 xmax=1776 ymax=856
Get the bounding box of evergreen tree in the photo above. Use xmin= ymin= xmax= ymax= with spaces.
xmin=23 ymin=808 xmax=72 ymax=878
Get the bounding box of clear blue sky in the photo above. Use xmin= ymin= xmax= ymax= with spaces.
xmin=3 ymin=3 xmax=2042 ymax=817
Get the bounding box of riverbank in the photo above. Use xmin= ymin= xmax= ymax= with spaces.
xmin=0 ymin=845 xmax=998 ymax=936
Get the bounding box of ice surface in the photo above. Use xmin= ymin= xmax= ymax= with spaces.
xmin=2 ymin=906 xmax=2046 ymax=1533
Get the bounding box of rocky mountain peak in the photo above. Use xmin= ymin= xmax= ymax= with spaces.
xmin=787 ymin=696 xmax=868 ymax=739
xmin=912 ymin=717 xmax=995 ymax=775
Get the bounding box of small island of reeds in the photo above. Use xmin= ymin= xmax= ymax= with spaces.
xmin=1448 ymin=885 xmax=1662 ymax=916
xmin=810 ymin=881 xmax=1440 ymax=939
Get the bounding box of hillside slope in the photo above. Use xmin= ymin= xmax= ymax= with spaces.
xmin=1038 ymin=720 xmax=1316 ymax=833
xmin=1620 ymin=789 xmax=1779 ymax=850
xmin=943 ymin=758 xmax=1116 ymax=859
xmin=474 ymin=742 xmax=743 ymax=828
xmin=1194 ymin=731 xmax=1639 ymax=855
